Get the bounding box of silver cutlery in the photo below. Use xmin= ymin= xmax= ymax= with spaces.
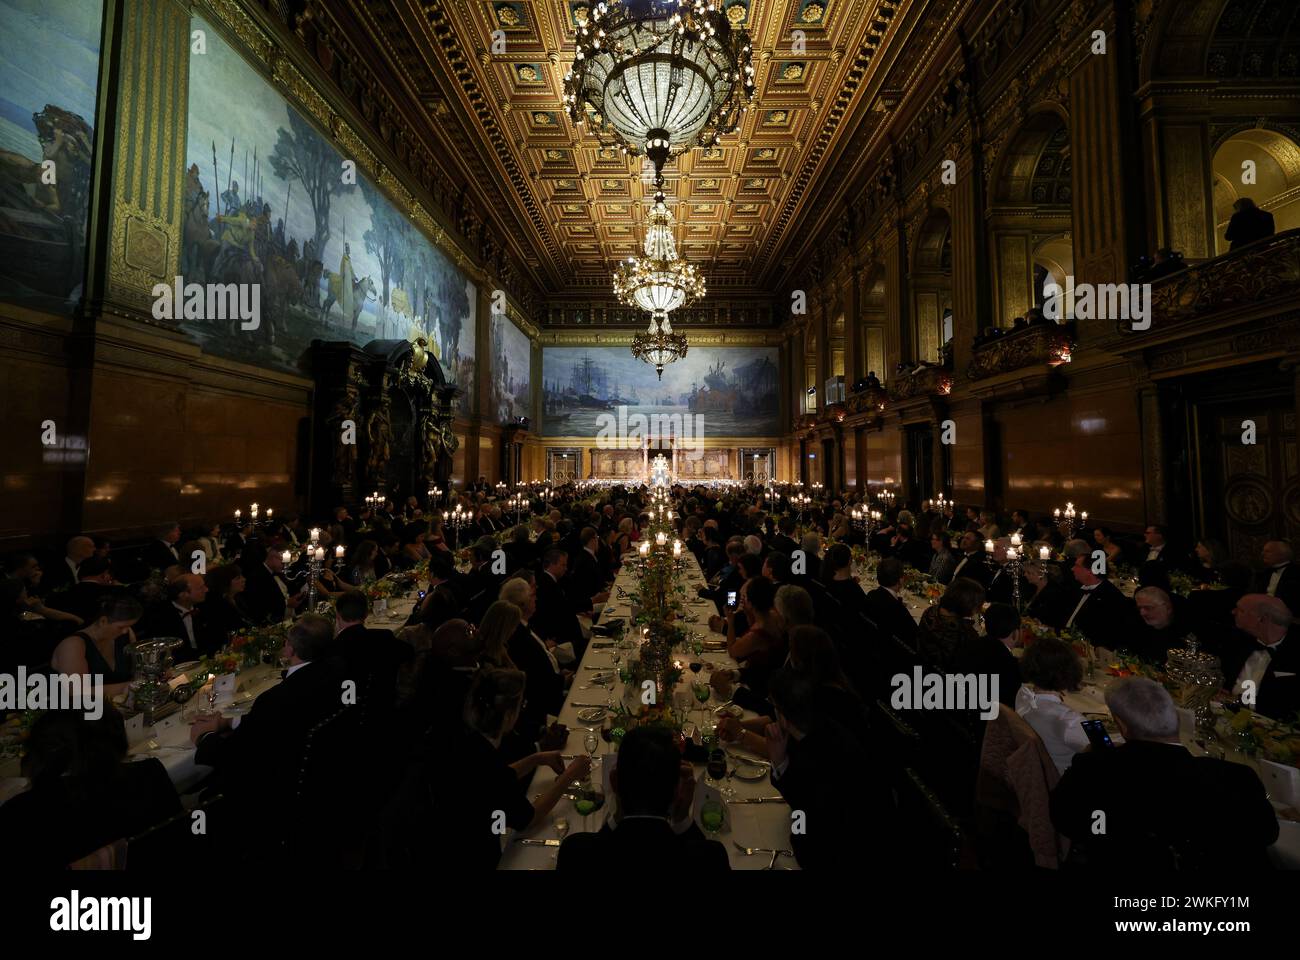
xmin=727 ymin=796 xmax=787 ymax=804
xmin=733 ymin=841 xmax=793 ymax=856
xmin=569 ymin=701 xmax=609 ymax=708
xmin=518 ymin=838 xmax=561 ymax=847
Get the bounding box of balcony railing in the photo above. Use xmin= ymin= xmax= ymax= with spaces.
xmin=1144 ymin=228 xmax=1300 ymax=327
xmin=887 ymin=362 xmax=954 ymax=401
xmin=967 ymin=321 xmax=1076 ymax=380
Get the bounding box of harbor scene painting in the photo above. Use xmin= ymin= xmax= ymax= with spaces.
xmin=541 ymin=345 xmax=779 ymax=437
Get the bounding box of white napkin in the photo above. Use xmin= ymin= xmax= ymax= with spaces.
xmin=1259 ymin=760 xmax=1300 ymax=808
xmin=552 ymin=642 xmax=576 ymax=666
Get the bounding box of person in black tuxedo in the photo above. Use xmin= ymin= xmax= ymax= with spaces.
xmin=190 ymin=615 xmax=345 ymax=836
xmin=888 ymin=522 xmax=932 ymax=572
xmin=44 ymin=556 xmax=123 ymax=626
xmin=567 ymin=526 xmax=610 ymax=616
xmin=1225 ymin=594 xmax=1300 ymax=721
xmin=558 ymin=726 xmax=730 ymax=873
xmin=951 ymin=602 xmax=1020 ymax=709
xmin=141 ymin=521 xmax=183 ymax=574
xmin=863 ymin=557 xmax=918 ymax=644
xmin=239 ymin=544 xmax=304 ymax=625
xmin=769 ymin=515 xmax=800 ymax=557
xmin=333 ymin=591 xmax=412 ymax=721
xmin=534 ymin=548 xmax=584 ymax=652
xmin=823 ymin=544 xmax=867 ymax=620
xmin=137 ymin=573 xmax=222 ymax=657
xmin=796 ymin=533 xmax=823 ymax=582
xmin=461 ymin=537 xmax=505 ymax=625
xmin=765 ymin=667 xmax=898 ymax=870
xmin=223 ymin=521 xmax=257 ymax=562
xmin=947 ymin=531 xmax=992 ymax=589
xmin=411 ymin=556 xmax=463 ymax=630
xmin=1062 ymin=547 xmax=1134 ymax=641
xmin=1224 ymin=196 xmax=1275 ymax=249
xmin=1256 ymin=541 xmax=1300 ymax=618
xmin=40 ymin=536 xmax=96 ymax=598
xmin=1051 ymin=678 xmax=1278 ymax=869
xmin=701 ymin=526 xmax=727 ymax=579
xmin=1125 ymin=586 xmax=1193 ymax=663
xmin=371 ymin=668 xmax=590 ymax=869
xmin=501 ymin=524 xmax=535 ymax=574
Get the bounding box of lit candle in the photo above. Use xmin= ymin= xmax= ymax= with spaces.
xmin=250 ymin=502 xmax=259 ymax=519
xmin=1039 ymin=546 xmax=1051 ymax=560
xmin=656 ymin=532 xmax=667 ymax=546
xmin=1053 ymin=508 xmax=1061 ymax=518
xmin=234 ymin=509 xmax=241 ymax=520
xmin=267 ymin=508 xmax=273 ymax=520
xmin=310 ymin=527 xmax=320 ymax=543
xmin=335 ymin=545 xmax=345 ymax=559
xmin=281 ymin=550 xmax=291 ymax=565
xmin=314 ymin=547 xmax=325 ymax=561
xmin=984 ymin=539 xmax=995 ymax=554
xmin=639 ymin=541 xmax=650 ymax=556
xmin=1010 ymin=532 xmax=1022 ymax=547
xmin=1081 ymin=511 xmax=1088 ymax=521
xmin=673 ymin=540 xmax=682 ymax=557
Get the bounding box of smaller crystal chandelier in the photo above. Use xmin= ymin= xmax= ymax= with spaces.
xmin=631 ymin=313 xmax=689 ymax=380
xmin=612 ymin=194 xmax=706 ymax=320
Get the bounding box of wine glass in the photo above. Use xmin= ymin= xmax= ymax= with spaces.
xmin=584 ymin=728 xmax=599 ymax=762
xmin=693 ymin=680 xmax=711 ymax=730
xmin=700 ymin=797 xmax=725 ymax=837
xmin=573 ymin=783 xmax=605 ymax=835
xmin=551 ymin=815 xmax=569 ymax=863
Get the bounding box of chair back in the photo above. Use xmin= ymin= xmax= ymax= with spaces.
xmin=976 ymin=708 xmax=1066 ymax=869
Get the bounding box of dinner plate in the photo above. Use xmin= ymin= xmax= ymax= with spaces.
xmin=576 ymin=707 xmax=606 ymax=723
xmin=713 ymin=704 xmax=743 ymax=719
xmin=732 ymin=765 xmax=768 ymax=782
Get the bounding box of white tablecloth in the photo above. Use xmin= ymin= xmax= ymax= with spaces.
xmin=498 ymin=555 xmax=799 ymax=870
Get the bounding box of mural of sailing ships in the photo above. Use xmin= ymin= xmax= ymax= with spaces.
xmin=541 ymin=346 xmax=780 ymax=437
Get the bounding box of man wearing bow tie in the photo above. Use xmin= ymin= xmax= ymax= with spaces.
xmin=142 ymin=521 xmax=183 ymax=573
xmin=139 ymin=574 xmax=220 ymax=656
xmin=1064 ymin=545 xmax=1132 ymax=639
xmin=1139 ymin=524 xmax=1170 ymax=566
xmin=1228 ymin=594 xmax=1299 ymax=720
xmin=1254 ymin=540 xmax=1300 ymax=617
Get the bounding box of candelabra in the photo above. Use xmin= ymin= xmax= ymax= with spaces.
xmin=791 ymin=493 xmax=812 ymax=529
xmin=506 ymin=493 xmax=527 ymax=526
xmin=443 ymin=504 xmax=471 ymax=549
xmin=998 ymin=534 xmax=1029 ymax=611
xmin=851 ymin=506 xmax=882 ymax=540
xmin=427 ymin=486 xmax=443 ymax=512
xmin=1052 ymin=501 xmax=1087 ymax=539
xmin=495 ymin=481 xmax=508 ymax=498
xmin=877 ymin=488 xmax=896 ymax=509
xmin=364 ymin=490 xmax=385 ymax=513
xmin=926 ymin=493 xmax=949 ymax=515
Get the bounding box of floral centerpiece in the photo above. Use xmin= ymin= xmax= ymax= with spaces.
xmin=1222 ymin=705 xmax=1300 ymax=768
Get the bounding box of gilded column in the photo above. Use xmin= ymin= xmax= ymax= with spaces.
xmin=949 ymin=121 xmax=985 ymax=380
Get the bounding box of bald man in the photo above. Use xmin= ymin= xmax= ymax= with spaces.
xmin=1255 ymin=540 xmax=1300 ymax=616
xmin=1228 ymin=594 xmax=1299 ymax=719
xmin=40 ymin=535 xmax=95 ymax=596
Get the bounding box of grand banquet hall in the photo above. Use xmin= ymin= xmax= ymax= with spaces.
xmin=3 ymin=0 xmax=1300 ymax=908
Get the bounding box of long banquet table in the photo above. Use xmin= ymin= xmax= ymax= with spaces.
xmin=498 ymin=554 xmax=799 ymax=870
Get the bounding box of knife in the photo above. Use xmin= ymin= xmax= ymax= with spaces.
xmin=727 ymin=796 xmax=788 ymax=804
xmin=569 ymin=702 xmax=609 ymax=708
xmin=517 ymin=838 xmax=562 ymax=847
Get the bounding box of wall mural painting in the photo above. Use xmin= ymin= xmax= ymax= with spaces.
xmin=490 ymin=312 xmax=532 ymax=423
xmin=541 ymin=345 xmax=780 ymax=438
xmin=0 ymin=0 xmax=103 ymax=313
xmin=182 ymin=17 xmax=476 ymax=412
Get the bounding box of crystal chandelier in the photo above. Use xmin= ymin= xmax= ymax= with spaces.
xmin=612 ymin=194 xmax=706 ymax=320
xmin=564 ymin=0 xmax=755 ymax=189
xmin=631 ymin=313 xmax=689 ymax=380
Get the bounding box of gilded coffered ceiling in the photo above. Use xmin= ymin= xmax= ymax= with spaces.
xmin=341 ymin=0 xmax=912 ymax=296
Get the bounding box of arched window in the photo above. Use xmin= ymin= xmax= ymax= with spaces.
xmin=911 ymin=211 xmax=952 ymax=363
xmin=1211 ymin=128 xmax=1300 ymax=254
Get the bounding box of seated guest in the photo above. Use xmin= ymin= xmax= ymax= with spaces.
xmin=1051 ymin=678 xmax=1278 ymax=869
xmin=557 ymin=727 xmax=729 ymax=873
xmin=41 ymin=535 xmax=96 ymax=596
xmin=1 ymin=579 xmax=64 ymax=675
xmin=374 ymin=532 xmax=403 ymax=576
xmin=952 ymin=602 xmax=1021 ymax=709
xmin=701 ymin=525 xmax=727 ymax=579
xmin=977 ymin=510 xmax=1001 ymax=541
xmin=190 ymin=615 xmax=345 ymax=836
xmin=985 ymin=539 xmax=1032 ymax=607
xmin=1064 ymin=541 xmax=1133 ymax=640
xmin=1226 ymin=594 xmax=1299 ymax=720
xmin=202 ymin=563 xmax=256 ymax=640
xmin=462 ymin=536 xmax=506 ymax=624
xmin=50 ymin=593 xmax=143 ymax=698
xmin=888 ymin=521 xmax=931 ymax=571
xmin=1127 ymin=586 xmax=1191 ymax=663
xmin=797 ymin=532 xmax=823 ymax=581
xmin=412 ymin=556 xmax=463 ymax=630
xmin=426 ymin=516 xmax=452 ymax=556
xmin=0 ymin=708 xmax=181 ymax=869
xmin=240 ymin=544 xmax=305 ymax=625
xmin=762 ymin=551 xmax=792 ymax=586
xmin=1255 ymin=540 xmax=1300 ymax=615
xmin=224 ymin=521 xmax=257 ymax=561
xmin=712 ymin=576 xmax=787 ymax=712
xmin=917 ymin=577 xmax=985 ymax=670
xmin=5 ymin=555 xmax=81 ymax=636
xmin=342 ymin=540 xmax=381 ymax=584
xmin=774 ymin=584 xmax=816 ymax=634
xmin=766 ymin=667 xmax=896 ymax=870
xmin=497 ymin=586 xmax=568 ymax=735
xmin=928 ymin=532 xmax=957 ymax=584
xmin=1190 ymin=537 xmax=1229 ymax=585
xmin=372 ymin=668 xmax=591 ymax=869
xmin=141 ymin=521 xmax=182 ymax=573
xmin=398 ymin=524 xmax=431 ymax=567
xmin=770 ymin=515 xmax=800 ymax=556
xmin=501 ymin=525 xmax=533 ymax=573
xmin=864 ymin=557 xmax=919 ymax=645
xmin=823 ymin=544 xmax=867 ymax=617
xmin=1009 ymin=510 xmax=1034 ymax=540
xmin=1015 ymin=637 xmax=1088 ymax=775
xmin=399 ymin=618 xmax=480 ymax=734
xmin=44 ymin=555 xmax=120 ymax=625
xmin=138 ymin=573 xmax=221 ymax=657
xmin=534 ymin=548 xmax=584 ymax=652
xmin=1139 ymin=523 xmax=1172 ymax=567
xmin=333 ymin=591 xmax=412 ymax=720
xmin=948 ymin=531 xmax=992 ymax=588
xmin=1092 ymin=527 xmax=1123 ymax=565
xmin=568 ymin=526 xmax=611 ymax=614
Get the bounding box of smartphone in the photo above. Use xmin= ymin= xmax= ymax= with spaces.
xmin=726 ymin=591 xmax=738 ymax=608
xmin=1080 ymin=719 xmax=1114 ymax=750
xmin=417 ymin=590 xmax=427 ymax=601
